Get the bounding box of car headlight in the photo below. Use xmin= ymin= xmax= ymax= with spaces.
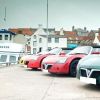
xmin=56 ymin=57 xmax=67 ymax=63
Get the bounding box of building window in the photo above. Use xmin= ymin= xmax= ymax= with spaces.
xmin=38 ymin=47 xmax=42 ymax=52
xmin=55 ymin=37 xmax=59 ymax=43
xmin=68 ymin=37 xmax=73 ymax=43
xmin=33 ymin=41 xmax=37 ymax=46
xmin=0 ymin=55 xmax=7 ymax=62
xmin=5 ymin=35 xmax=8 ymax=40
xmin=33 ymin=48 xmax=36 ymax=54
xmin=39 ymin=38 xmax=42 ymax=43
xmin=0 ymin=35 xmax=2 ymax=40
xmin=48 ymin=37 xmax=51 ymax=43
xmin=34 ymin=35 xmax=36 ymax=39
xmin=9 ymin=56 xmax=16 ymax=63
xmin=48 ymin=47 xmax=51 ymax=51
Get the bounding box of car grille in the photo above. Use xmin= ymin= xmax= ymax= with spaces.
xmin=80 ymin=68 xmax=100 ymax=78
xmin=91 ymin=71 xmax=100 ymax=78
xmin=80 ymin=69 xmax=87 ymax=77
xmin=43 ymin=64 xmax=52 ymax=69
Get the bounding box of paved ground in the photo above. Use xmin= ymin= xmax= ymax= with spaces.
xmin=0 ymin=65 xmax=100 ymax=100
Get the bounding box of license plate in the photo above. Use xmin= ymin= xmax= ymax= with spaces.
xmin=42 ymin=69 xmax=48 ymax=73
xmin=80 ymin=76 xmax=96 ymax=84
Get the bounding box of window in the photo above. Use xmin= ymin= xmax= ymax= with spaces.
xmin=34 ymin=35 xmax=36 ymax=39
xmin=0 ymin=35 xmax=2 ymax=40
xmin=39 ymin=38 xmax=42 ymax=43
xmin=33 ymin=48 xmax=36 ymax=54
xmin=9 ymin=56 xmax=16 ymax=63
xmin=69 ymin=37 xmax=73 ymax=43
xmin=33 ymin=41 xmax=37 ymax=46
xmin=0 ymin=55 xmax=7 ymax=62
xmin=55 ymin=37 xmax=59 ymax=43
xmin=48 ymin=37 xmax=51 ymax=43
xmin=5 ymin=35 xmax=8 ymax=40
xmin=48 ymin=47 xmax=51 ymax=51
xmin=39 ymin=47 xmax=42 ymax=52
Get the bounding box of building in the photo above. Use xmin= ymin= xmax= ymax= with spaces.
xmin=9 ymin=28 xmax=36 ymax=53
xmin=0 ymin=29 xmax=15 ymax=43
xmin=30 ymin=25 xmax=67 ymax=54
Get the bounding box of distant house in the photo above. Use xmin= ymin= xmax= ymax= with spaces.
xmin=0 ymin=29 xmax=15 ymax=43
xmin=9 ymin=28 xmax=36 ymax=53
xmin=8 ymin=25 xmax=98 ymax=54
xmin=72 ymin=26 xmax=89 ymax=36
xmin=30 ymin=25 xmax=67 ymax=54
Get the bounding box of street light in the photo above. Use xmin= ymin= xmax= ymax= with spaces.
xmin=46 ymin=0 xmax=48 ymax=50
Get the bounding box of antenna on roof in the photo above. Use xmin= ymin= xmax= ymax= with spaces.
xmin=4 ymin=7 xmax=6 ymax=22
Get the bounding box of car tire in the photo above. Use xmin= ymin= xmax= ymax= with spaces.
xmin=70 ymin=59 xmax=79 ymax=77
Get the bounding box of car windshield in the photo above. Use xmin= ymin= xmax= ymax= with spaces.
xmin=48 ymin=48 xmax=62 ymax=55
xmin=67 ymin=46 xmax=92 ymax=55
xmin=91 ymin=47 xmax=100 ymax=54
xmin=37 ymin=48 xmax=62 ymax=55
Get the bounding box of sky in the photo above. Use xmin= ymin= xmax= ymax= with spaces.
xmin=0 ymin=0 xmax=100 ymax=31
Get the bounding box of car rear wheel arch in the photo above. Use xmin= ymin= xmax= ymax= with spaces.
xmin=69 ymin=58 xmax=81 ymax=77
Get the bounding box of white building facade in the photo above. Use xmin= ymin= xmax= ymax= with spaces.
xmin=30 ymin=25 xmax=67 ymax=54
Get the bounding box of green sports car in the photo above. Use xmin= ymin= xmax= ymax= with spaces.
xmin=76 ymin=54 xmax=100 ymax=85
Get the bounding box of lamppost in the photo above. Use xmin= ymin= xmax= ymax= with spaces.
xmin=4 ymin=7 xmax=6 ymax=22
xmin=46 ymin=0 xmax=48 ymax=50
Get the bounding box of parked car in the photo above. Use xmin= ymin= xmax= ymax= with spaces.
xmin=41 ymin=46 xmax=100 ymax=77
xmin=76 ymin=54 xmax=100 ymax=85
xmin=19 ymin=54 xmax=34 ymax=66
xmin=26 ymin=47 xmax=72 ymax=69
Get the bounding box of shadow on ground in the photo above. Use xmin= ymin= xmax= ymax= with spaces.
xmin=80 ymin=84 xmax=100 ymax=91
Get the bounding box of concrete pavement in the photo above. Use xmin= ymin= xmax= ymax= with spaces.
xmin=0 ymin=65 xmax=100 ymax=100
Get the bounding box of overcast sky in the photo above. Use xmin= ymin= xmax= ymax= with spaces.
xmin=0 ymin=0 xmax=100 ymax=30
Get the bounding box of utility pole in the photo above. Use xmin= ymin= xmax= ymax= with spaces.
xmin=4 ymin=7 xmax=6 ymax=22
xmin=46 ymin=0 xmax=48 ymax=50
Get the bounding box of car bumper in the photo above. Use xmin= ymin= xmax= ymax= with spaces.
xmin=42 ymin=69 xmax=49 ymax=73
xmin=77 ymin=67 xmax=100 ymax=85
xmin=42 ymin=63 xmax=69 ymax=74
xmin=27 ymin=60 xmax=40 ymax=69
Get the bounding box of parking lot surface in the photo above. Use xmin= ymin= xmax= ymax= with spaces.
xmin=0 ymin=65 xmax=100 ymax=100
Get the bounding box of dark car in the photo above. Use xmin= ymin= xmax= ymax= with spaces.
xmin=76 ymin=54 xmax=100 ymax=85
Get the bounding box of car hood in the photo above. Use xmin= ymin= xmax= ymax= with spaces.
xmin=42 ymin=54 xmax=72 ymax=63
xmin=21 ymin=55 xmax=34 ymax=60
xmin=78 ymin=54 xmax=100 ymax=69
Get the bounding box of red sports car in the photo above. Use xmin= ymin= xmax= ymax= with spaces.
xmin=41 ymin=46 xmax=100 ymax=77
xmin=26 ymin=47 xmax=70 ymax=69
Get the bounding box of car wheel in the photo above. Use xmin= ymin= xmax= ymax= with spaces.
xmin=70 ymin=59 xmax=79 ymax=77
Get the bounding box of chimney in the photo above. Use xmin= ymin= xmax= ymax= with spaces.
xmin=84 ymin=27 xmax=87 ymax=31
xmin=60 ymin=28 xmax=64 ymax=35
xmin=72 ymin=26 xmax=75 ymax=31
